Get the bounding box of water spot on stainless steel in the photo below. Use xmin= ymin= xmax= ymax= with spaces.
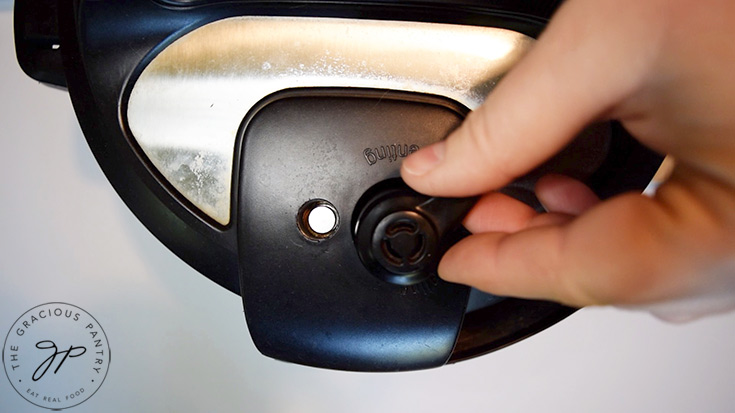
xmin=148 ymin=147 xmax=228 ymax=220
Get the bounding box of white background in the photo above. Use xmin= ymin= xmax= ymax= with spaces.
xmin=1 ymin=5 xmax=734 ymax=412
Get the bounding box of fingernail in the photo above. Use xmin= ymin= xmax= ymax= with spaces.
xmin=402 ymin=141 xmax=445 ymax=176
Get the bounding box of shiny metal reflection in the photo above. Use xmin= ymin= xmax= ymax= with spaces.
xmin=308 ymin=205 xmax=337 ymax=235
xmin=297 ymin=199 xmax=340 ymax=241
xmin=127 ymin=16 xmax=535 ymax=225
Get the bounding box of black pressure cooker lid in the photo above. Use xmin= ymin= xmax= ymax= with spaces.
xmin=15 ymin=0 xmax=662 ymax=371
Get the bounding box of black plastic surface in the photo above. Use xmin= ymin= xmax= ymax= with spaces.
xmin=237 ymin=90 xmax=471 ymax=371
xmin=14 ymin=0 xmax=66 ymax=87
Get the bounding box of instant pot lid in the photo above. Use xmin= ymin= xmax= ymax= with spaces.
xmin=15 ymin=0 xmax=662 ymax=371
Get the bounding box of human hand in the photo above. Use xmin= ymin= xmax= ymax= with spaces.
xmin=401 ymin=0 xmax=735 ymax=320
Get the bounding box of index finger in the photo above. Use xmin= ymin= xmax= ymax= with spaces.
xmin=401 ymin=0 xmax=663 ymax=197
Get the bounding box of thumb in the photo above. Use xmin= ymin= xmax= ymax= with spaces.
xmin=401 ymin=0 xmax=663 ymax=197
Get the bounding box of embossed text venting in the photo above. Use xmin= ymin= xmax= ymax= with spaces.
xmin=364 ymin=144 xmax=420 ymax=165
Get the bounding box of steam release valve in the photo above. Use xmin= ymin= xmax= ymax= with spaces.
xmin=354 ymin=180 xmax=477 ymax=286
